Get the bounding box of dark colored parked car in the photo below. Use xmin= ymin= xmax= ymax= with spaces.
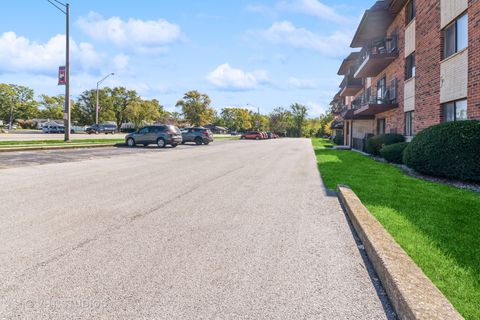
xmin=86 ymin=124 xmax=117 ymax=134
xmin=181 ymin=127 xmax=214 ymax=145
xmin=125 ymin=125 xmax=182 ymax=148
xmin=240 ymin=131 xmax=263 ymax=140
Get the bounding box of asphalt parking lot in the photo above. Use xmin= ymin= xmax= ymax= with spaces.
xmin=0 ymin=140 xmax=232 ymax=169
xmin=0 ymin=131 xmax=125 ymax=142
xmin=0 ymin=138 xmax=394 ymax=319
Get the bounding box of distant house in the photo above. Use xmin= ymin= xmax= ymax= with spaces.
xmin=330 ymin=120 xmax=344 ymax=138
xmin=204 ymin=124 xmax=228 ymax=134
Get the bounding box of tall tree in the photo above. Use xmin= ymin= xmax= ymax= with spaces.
xmin=0 ymin=84 xmax=38 ymax=124
xmin=0 ymin=84 xmax=16 ymax=124
xmin=290 ymin=103 xmax=308 ymax=137
xmin=269 ymin=107 xmax=292 ymax=135
xmin=176 ymin=90 xmax=214 ymax=126
xmin=75 ymin=88 xmax=115 ymax=125
xmin=39 ymin=94 xmax=64 ymax=120
xmin=111 ymin=87 xmax=139 ymax=131
xmin=125 ymin=99 xmax=161 ymax=129
xmin=220 ymin=108 xmax=252 ymax=132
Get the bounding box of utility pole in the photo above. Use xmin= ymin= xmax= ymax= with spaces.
xmin=96 ymin=73 xmax=115 ymax=125
xmin=65 ymin=0 xmax=70 ymax=141
xmin=47 ymin=0 xmax=70 ymax=141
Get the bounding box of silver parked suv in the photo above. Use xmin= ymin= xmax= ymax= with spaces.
xmin=125 ymin=125 xmax=183 ymax=148
xmin=181 ymin=127 xmax=214 ymax=145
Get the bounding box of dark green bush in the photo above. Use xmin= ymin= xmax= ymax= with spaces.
xmin=403 ymin=120 xmax=480 ymax=182
xmin=380 ymin=142 xmax=409 ymax=164
xmin=366 ymin=134 xmax=405 ymax=155
xmin=333 ymin=134 xmax=344 ymax=145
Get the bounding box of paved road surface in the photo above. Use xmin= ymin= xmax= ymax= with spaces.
xmin=0 ymin=132 xmax=125 ymax=141
xmin=0 ymin=139 xmax=394 ymax=319
xmin=0 ymin=141 xmax=231 ymax=169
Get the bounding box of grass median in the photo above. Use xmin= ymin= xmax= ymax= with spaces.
xmin=312 ymin=138 xmax=479 ymax=319
xmin=0 ymin=139 xmax=125 ymax=148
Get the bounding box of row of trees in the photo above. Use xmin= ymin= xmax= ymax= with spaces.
xmin=0 ymin=83 xmax=333 ymax=136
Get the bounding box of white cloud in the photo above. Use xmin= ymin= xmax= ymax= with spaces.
xmin=247 ymin=0 xmax=347 ymax=23
xmin=76 ymin=12 xmax=183 ymax=52
xmin=306 ymin=101 xmax=327 ymax=117
xmin=288 ymin=77 xmax=317 ymax=89
xmin=207 ymin=64 xmax=269 ymax=91
xmin=112 ymin=54 xmax=129 ymax=71
xmin=0 ymin=32 xmax=102 ymax=73
xmin=278 ymin=0 xmax=347 ymax=23
xmin=246 ymin=4 xmax=277 ymax=17
xmin=259 ymin=21 xmax=350 ymax=56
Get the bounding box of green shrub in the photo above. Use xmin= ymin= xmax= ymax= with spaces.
xmin=380 ymin=142 xmax=409 ymax=164
xmin=403 ymin=120 xmax=480 ymax=181
xmin=366 ymin=134 xmax=405 ymax=155
xmin=333 ymin=135 xmax=344 ymax=145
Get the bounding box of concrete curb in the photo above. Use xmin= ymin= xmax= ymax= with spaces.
xmin=0 ymin=143 xmax=122 ymax=153
xmin=337 ymin=185 xmax=463 ymax=320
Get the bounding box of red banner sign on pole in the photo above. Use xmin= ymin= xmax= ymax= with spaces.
xmin=58 ymin=66 xmax=66 ymax=86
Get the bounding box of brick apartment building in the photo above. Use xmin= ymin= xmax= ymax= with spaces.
xmin=330 ymin=0 xmax=480 ymax=150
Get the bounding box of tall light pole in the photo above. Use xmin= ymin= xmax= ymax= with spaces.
xmin=47 ymin=0 xmax=70 ymax=141
xmin=96 ymin=73 xmax=114 ymax=125
xmin=247 ymin=103 xmax=260 ymax=130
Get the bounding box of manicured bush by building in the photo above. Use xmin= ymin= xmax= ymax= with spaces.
xmin=380 ymin=142 xmax=409 ymax=164
xmin=365 ymin=134 xmax=405 ymax=155
xmin=403 ymin=120 xmax=480 ymax=182
xmin=333 ymin=134 xmax=344 ymax=145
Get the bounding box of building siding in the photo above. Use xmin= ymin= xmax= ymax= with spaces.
xmin=441 ymin=0 xmax=469 ymax=28
xmin=468 ymin=0 xmax=480 ymax=119
xmin=404 ymin=78 xmax=416 ymax=111
xmin=440 ymin=49 xmax=469 ymax=103
xmin=405 ymin=20 xmax=416 ymax=57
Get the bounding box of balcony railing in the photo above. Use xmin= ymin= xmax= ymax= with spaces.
xmin=354 ymin=36 xmax=399 ymax=78
xmin=331 ymin=104 xmax=348 ymax=115
xmin=339 ymin=75 xmax=363 ymax=97
xmin=352 ymin=86 xmax=399 ymax=116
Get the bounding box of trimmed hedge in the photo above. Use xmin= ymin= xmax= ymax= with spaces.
xmin=333 ymin=135 xmax=344 ymax=145
xmin=403 ymin=120 xmax=480 ymax=182
xmin=380 ymin=142 xmax=409 ymax=164
xmin=366 ymin=134 xmax=405 ymax=155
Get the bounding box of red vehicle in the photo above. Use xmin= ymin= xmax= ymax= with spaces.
xmin=240 ymin=131 xmax=263 ymax=140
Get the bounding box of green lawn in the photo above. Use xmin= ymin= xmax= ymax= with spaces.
xmin=212 ymin=135 xmax=239 ymax=140
xmin=312 ymin=138 xmax=480 ymax=319
xmin=0 ymin=139 xmax=125 ymax=147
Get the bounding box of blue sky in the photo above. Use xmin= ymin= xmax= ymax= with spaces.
xmin=0 ymin=0 xmax=371 ymax=116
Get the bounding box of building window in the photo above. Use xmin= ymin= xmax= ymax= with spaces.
xmin=405 ymin=111 xmax=414 ymax=136
xmin=442 ymin=99 xmax=468 ymax=122
xmin=388 ymin=31 xmax=399 ymax=53
xmin=390 ymin=78 xmax=397 ymax=102
xmin=377 ymin=119 xmax=386 ymax=135
xmin=406 ymin=0 xmax=416 ymax=25
xmin=405 ymin=53 xmax=415 ymax=79
xmin=443 ymin=14 xmax=468 ymax=59
xmin=377 ymin=77 xmax=386 ymax=103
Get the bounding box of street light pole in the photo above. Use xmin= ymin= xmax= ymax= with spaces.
xmin=47 ymin=0 xmax=70 ymax=141
xmin=96 ymin=73 xmax=114 ymax=125
xmin=247 ymin=103 xmax=260 ymax=130
xmin=65 ymin=0 xmax=70 ymax=141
